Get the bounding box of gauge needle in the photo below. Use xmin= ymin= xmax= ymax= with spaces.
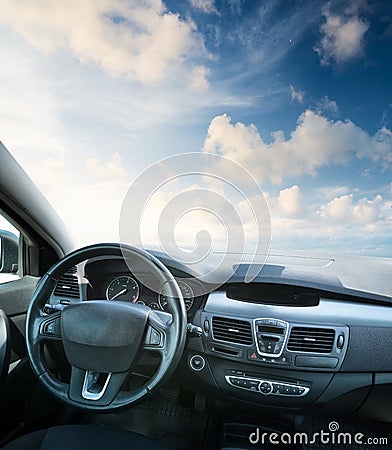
xmin=111 ymin=288 xmax=127 ymax=300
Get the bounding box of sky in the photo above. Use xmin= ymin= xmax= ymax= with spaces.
xmin=0 ymin=0 xmax=391 ymax=257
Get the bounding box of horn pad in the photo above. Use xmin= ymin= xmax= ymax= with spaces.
xmin=61 ymin=301 xmax=149 ymax=373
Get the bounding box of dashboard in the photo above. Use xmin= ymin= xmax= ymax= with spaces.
xmin=182 ymin=284 xmax=392 ymax=420
xmin=47 ymin=252 xmax=392 ymax=422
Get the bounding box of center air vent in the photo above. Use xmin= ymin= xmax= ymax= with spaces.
xmin=212 ymin=317 xmax=253 ymax=345
xmin=287 ymin=327 xmax=335 ymax=353
xmin=53 ymin=267 xmax=80 ymax=299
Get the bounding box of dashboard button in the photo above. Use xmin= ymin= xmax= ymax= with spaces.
xmin=259 ymin=382 xmax=272 ymax=394
xmin=239 ymin=379 xmax=251 ymax=389
xmin=272 ymin=383 xmax=281 ymax=394
xmin=290 ymin=386 xmax=299 ymax=395
xmin=278 ymin=355 xmax=291 ymax=365
xmin=190 ymin=355 xmax=205 ymax=371
xmin=247 ymin=350 xmax=259 ymax=361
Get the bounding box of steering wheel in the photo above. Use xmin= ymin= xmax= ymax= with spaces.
xmin=26 ymin=243 xmax=187 ymax=412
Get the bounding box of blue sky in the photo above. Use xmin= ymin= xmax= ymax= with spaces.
xmin=0 ymin=0 xmax=391 ymax=256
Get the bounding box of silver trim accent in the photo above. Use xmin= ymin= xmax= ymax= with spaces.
xmin=253 ymin=318 xmax=289 ymax=358
xmin=82 ymin=371 xmax=112 ymax=401
xmin=190 ymin=354 xmax=206 ymax=371
xmin=225 ymin=375 xmax=309 ymax=397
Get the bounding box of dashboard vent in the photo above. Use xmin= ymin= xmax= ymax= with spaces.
xmin=212 ymin=316 xmax=252 ymax=346
xmin=287 ymin=327 xmax=335 ymax=353
xmin=53 ymin=267 xmax=79 ymax=299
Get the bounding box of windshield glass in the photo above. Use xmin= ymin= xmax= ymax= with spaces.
xmin=0 ymin=1 xmax=391 ymax=258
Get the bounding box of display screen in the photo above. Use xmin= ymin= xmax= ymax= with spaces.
xmin=258 ymin=325 xmax=284 ymax=335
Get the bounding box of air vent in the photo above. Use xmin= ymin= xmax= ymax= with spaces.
xmin=287 ymin=327 xmax=335 ymax=353
xmin=212 ymin=316 xmax=253 ymax=346
xmin=53 ymin=267 xmax=79 ymax=299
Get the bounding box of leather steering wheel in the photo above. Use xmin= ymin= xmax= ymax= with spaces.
xmin=26 ymin=243 xmax=187 ymax=412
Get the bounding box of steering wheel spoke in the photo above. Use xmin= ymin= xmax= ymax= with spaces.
xmin=37 ymin=313 xmax=62 ymax=342
xmin=69 ymin=366 xmax=129 ymax=406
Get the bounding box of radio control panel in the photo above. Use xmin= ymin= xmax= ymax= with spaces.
xmin=225 ymin=374 xmax=309 ymax=397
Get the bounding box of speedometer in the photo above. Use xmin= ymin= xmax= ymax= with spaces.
xmin=159 ymin=280 xmax=194 ymax=312
xmin=106 ymin=276 xmax=139 ymax=302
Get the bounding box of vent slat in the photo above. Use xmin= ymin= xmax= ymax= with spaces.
xmin=288 ymin=326 xmax=335 ymax=353
xmin=212 ymin=316 xmax=253 ymax=346
xmin=53 ymin=267 xmax=80 ymax=299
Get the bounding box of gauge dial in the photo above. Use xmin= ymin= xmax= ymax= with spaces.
xmin=106 ymin=276 xmax=139 ymax=302
xmin=159 ymin=280 xmax=194 ymax=312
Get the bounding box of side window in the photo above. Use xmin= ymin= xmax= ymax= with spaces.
xmin=0 ymin=213 xmax=20 ymax=285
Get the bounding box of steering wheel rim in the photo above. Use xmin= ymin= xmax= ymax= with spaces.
xmin=26 ymin=243 xmax=187 ymax=412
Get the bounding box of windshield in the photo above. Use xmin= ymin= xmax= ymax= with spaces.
xmin=0 ymin=1 xmax=391 ymax=259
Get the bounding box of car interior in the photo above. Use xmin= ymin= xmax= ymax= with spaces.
xmin=1 ymin=142 xmax=392 ymax=450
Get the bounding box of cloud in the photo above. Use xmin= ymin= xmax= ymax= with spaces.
xmin=265 ymin=186 xmax=304 ymax=219
xmin=315 ymin=1 xmax=369 ymax=65
xmin=189 ymin=65 xmax=210 ymax=91
xmin=265 ymin=187 xmax=391 ymax=255
xmin=319 ymin=193 xmax=384 ymax=224
xmin=290 ymin=85 xmax=305 ymax=103
xmin=202 ymin=111 xmax=392 ymax=184
xmin=316 ymin=186 xmax=351 ymax=200
xmin=190 ymin=0 xmax=217 ymax=14
xmin=85 ymin=152 xmax=128 ymax=181
xmin=277 ymin=185 xmax=304 ymax=218
xmin=316 ymin=96 xmax=340 ymax=116
xmin=0 ymin=0 xmax=208 ymax=86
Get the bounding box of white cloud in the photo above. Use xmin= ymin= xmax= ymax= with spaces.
xmin=290 ymin=85 xmax=305 ymax=103
xmin=315 ymin=2 xmax=369 ymax=65
xmin=202 ymin=111 xmax=392 ymax=184
xmin=264 ymin=187 xmax=391 ymax=255
xmin=190 ymin=0 xmax=217 ymax=14
xmin=86 ymin=152 xmax=128 ymax=181
xmin=316 ymin=186 xmax=350 ymax=200
xmin=317 ymin=96 xmax=340 ymax=116
xmin=319 ymin=194 xmax=384 ymax=224
xmin=265 ymin=186 xmax=304 ymax=219
xmin=0 ymin=0 xmax=208 ymax=86
xmin=277 ymin=185 xmax=304 ymax=218
xmin=190 ymin=65 xmax=210 ymax=91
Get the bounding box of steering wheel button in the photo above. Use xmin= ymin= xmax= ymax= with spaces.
xmin=150 ymin=329 xmax=161 ymax=345
xmin=44 ymin=321 xmax=55 ymax=334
